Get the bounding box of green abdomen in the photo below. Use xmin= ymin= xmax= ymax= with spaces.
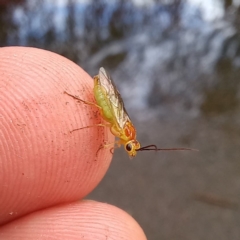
xmin=94 ymin=85 xmax=113 ymax=121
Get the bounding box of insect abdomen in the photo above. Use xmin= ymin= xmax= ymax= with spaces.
xmin=94 ymin=84 xmax=113 ymax=121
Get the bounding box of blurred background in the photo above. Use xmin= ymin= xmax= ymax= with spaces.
xmin=1 ymin=0 xmax=240 ymax=239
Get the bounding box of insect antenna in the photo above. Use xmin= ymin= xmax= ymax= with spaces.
xmin=137 ymin=145 xmax=198 ymax=152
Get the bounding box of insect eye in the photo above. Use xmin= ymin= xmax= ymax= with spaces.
xmin=125 ymin=143 xmax=132 ymax=152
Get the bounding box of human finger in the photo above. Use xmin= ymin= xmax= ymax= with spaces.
xmin=0 ymin=200 xmax=147 ymax=240
xmin=0 ymin=47 xmax=114 ymax=225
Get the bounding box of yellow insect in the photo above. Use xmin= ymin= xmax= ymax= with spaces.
xmin=65 ymin=67 xmax=195 ymax=157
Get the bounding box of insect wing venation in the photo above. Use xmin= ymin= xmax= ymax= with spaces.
xmin=98 ymin=67 xmax=131 ymax=129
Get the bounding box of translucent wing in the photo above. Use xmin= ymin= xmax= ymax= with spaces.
xmin=98 ymin=67 xmax=131 ymax=129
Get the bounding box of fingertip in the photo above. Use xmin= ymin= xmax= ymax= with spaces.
xmin=0 ymin=201 xmax=147 ymax=240
xmin=0 ymin=47 xmax=114 ymax=224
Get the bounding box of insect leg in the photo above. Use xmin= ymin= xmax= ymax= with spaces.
xmin=64 ymin=91 xmax=101 ymax=109
xmin=101 ymin=141 xmax=119 ymax=148
xmin=70 ymin=123 xmax=110 ymax=133
xmin=97 ymin=141 xmax=120 ymax=155
xmin=109 ymin=141 xmax=122 ymax=154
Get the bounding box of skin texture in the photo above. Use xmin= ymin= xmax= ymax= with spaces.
xmin=0 ymin=47 xmax=147 ymax=240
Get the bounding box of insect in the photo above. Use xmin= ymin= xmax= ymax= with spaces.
xmin=64 ymin=67 xmax=196 ymax=158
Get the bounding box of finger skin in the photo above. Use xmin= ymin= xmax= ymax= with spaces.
xmin=0 ymin=200 xmax=147 ymax=240
xmin=0 ymin=47 xmax=114 ymax=225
